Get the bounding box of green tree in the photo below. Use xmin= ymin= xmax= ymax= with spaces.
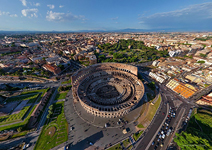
xmin=109 ymin=52 xmax=113 ymax=55
xmin=17 ymin=127 xmax=22 ymax=132
xmin=49 ymin=105 xmax=53 ymax=111
xmin=58 ymin=64 xmax=65 ymax=70
xmin=199 ymin=53 xmax=207 ymax=58
xmin=98 ymin=55 xmax=106 ymax=59
xmin=11 ymin=42 xmax=16 ymax=47
xmin=48 ymin=110 xmax=53 ymax=115
xmin=174 ymin=132 xmax=211 ymax=150
xmin=46 ymin=114 xmax=51 ymax=119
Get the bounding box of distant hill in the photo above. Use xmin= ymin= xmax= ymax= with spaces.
xmin=1 ymin=28 xmax=212 ymax=35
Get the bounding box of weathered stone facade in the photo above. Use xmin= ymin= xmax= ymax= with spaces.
xmin=28 ymin=89 xmax=52 ymax=128
xmin=72 ymin=63 xmax=144 ymax=118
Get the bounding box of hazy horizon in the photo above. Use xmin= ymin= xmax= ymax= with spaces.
xmin=0 ymin=0 xmax=212 ymax=32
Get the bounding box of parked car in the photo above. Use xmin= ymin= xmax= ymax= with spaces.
xmin=162 ymin=134 xmax=165 ymax=139
xmin=23 ymin=144 xmax=30 ymax=150
xmin=64 ymin=145 xmax=69 ymax=150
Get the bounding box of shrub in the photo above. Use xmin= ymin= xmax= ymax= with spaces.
xmin=17 ymin=127 xmax=22 ymax=132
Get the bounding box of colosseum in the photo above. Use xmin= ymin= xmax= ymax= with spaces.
xmin=71 ymin=63 xmax=145 ymax=118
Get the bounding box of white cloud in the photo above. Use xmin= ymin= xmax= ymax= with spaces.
xmin=111 ymin=17 xmax=118 ymax=20
xmin=0 ymin=11 xmax=18 ymax=17
xmin=20 ymin=0 xmax=27 ymax=6
xmin=21 ymin=8 xmax=38 ymax=17
xmin=10 ymin=14 xmax=18 ymax=17
xmin=138 ymin=2 xmax=212 ymax=30
xmin=34 ymin=3 xmax=40 ymax=7
xmin=46 ymin=11 xmax=85 ymax=22
xmin=0 ymin=11 xmax=9 ymax=15
xmin=47 ymin=4 xmax=55 ymax=9
xmin=59 ymin=5 xmax=64 ymax=8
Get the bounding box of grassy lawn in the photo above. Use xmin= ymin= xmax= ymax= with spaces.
xmin=55 ymin=92 xmax=68 ymax=100
xmin=204 ymin=84 xmax=210 ymax=88
xmin=0 ymin=106 xmax=30 ymax=125
xmin=11 ymin=131 xmax=28 ymax=138
xmin=21 ymin=88 xmax=49 ymax=103
xmin=0 ymin=89 xmax=50 ymax=133
xmin=145 ymin=95 xmax=161 ymax=122
xmin=7 ymin=93 xmax=39 ymax=103
xmin=107 ymin=143 xmax=122 ymax=150
xmin=27 ymin=94 xmax=40 ymax=104
xmin=0 ymin=105 xmax=37 ymax=131
xmin=133 ymin=131 xmax=143 ymax=141
xmin=34 ymin=102 xmax=68 ymax=150
xmin=6 ymin=88 xmax=49 ymax=104
xmin=61 ymin=79 xmax=72 ymax=84
xmin=137 ymin=124 xmax=144 ymax=128
xmin=21 ymin=88 xmax=48 ymax=96
xmin=122 ymin=139 xmax=130 ymax=148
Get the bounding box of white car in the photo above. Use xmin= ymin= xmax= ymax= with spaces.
xmin=23 ymin=144 xmax=30 ymax=149
xmin=162 ymin=134 xmax=165 ymax=139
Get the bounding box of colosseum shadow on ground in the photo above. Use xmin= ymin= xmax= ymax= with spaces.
xmin=71 ymin=63 xmax=145 ymax=128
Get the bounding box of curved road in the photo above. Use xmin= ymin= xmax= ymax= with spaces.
xmin=135 ymin=93 xmax=168 ymax=150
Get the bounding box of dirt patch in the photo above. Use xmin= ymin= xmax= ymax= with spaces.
xmin=12 ymin=100 xmax=29 ymax=114
xmin=0 ymin=101 xmax=19 ymax=116
xmin=45 ymin=126 xmax=56 ymax=138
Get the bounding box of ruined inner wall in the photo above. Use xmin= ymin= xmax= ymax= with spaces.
xmin=71 ymin=63 xmax=143 ymax=118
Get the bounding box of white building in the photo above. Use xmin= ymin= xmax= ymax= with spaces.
xmin=152 ymin=60 xmax=160 ymax=66
xmin=148 ymin=72 xmax=165 ymax=83
xmin=169 ymin=50 xmax=182 ymax=57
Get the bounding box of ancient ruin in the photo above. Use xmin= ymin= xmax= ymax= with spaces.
xmin=71 ymin=63 xmax=145 ymax=118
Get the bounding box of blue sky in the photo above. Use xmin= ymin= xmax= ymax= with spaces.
xmin=0 ymin=0 xmax=212 ymax=31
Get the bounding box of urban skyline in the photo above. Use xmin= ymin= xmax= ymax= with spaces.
xmin=0 ymin=0 xmax=212 ymax=31
xmin=0 ymin=0 xmax=212 ymax=150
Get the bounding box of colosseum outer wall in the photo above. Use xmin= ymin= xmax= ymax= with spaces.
xmin=71 ymin=63 xmax=138 ymax=83
xmin=71 ymin=63 xmax=143 ymax=118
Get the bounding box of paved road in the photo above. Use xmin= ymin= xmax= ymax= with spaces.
xmin=134 ymin=94 xmax=168 ymax=150
xmin=134 ymin=73 xmax=194 ymax=150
